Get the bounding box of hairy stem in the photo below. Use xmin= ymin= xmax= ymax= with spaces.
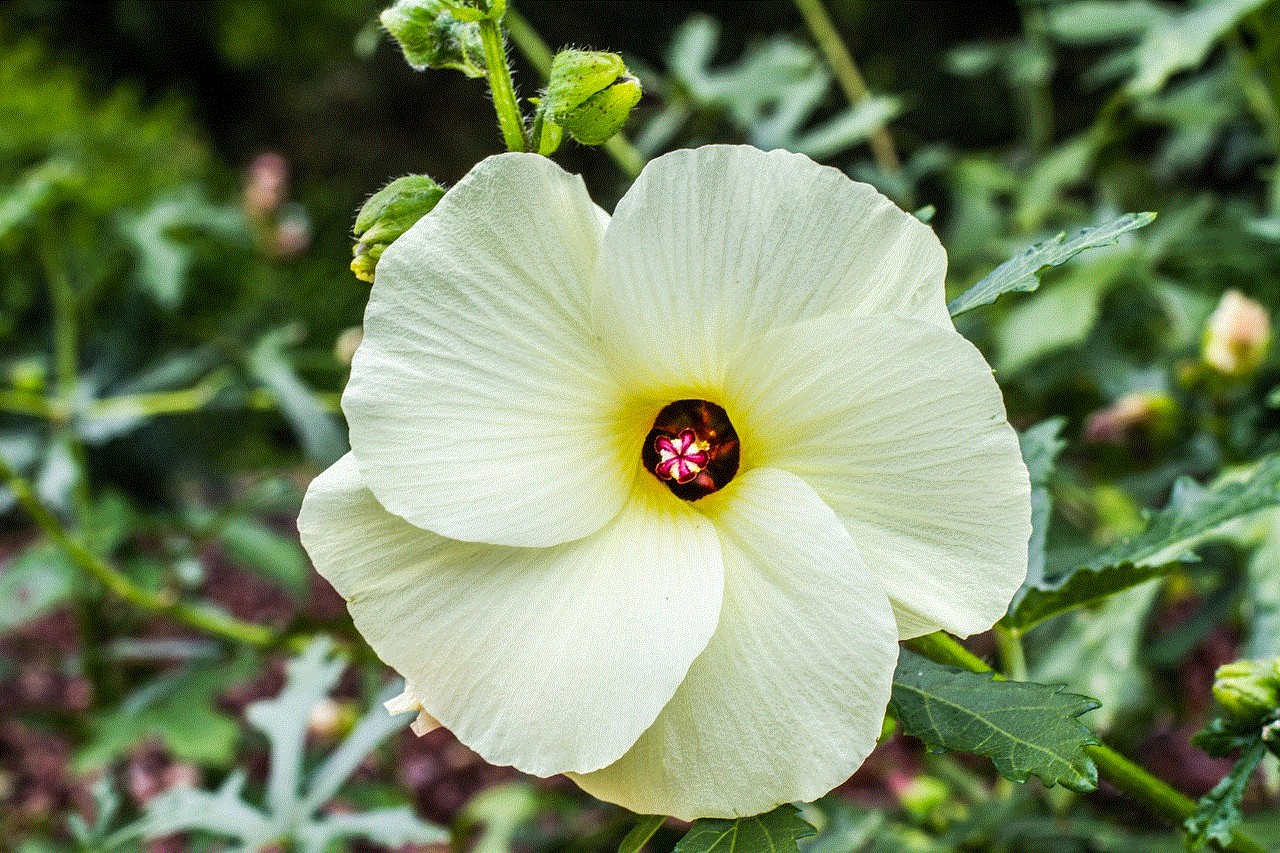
xmin=478 ymin=14 xmax=528 ymax=152
xmin=1 ymin=456 xmax=278 ymax=648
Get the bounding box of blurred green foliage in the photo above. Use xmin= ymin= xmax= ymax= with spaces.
xmin=3 ymin=0 xmax=1280 ymax=851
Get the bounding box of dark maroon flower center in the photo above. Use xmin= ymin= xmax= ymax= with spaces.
xmin=642 ymin=399 xmax=739 ymax=500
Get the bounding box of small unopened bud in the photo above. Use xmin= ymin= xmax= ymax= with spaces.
xmin=1203 ymin=290 xmax=1270 ymax=378
xmin=381 ymin=0 xmax=487 ymax=78
xmin=1083 ymin=392 xmax=1177 ymax=445
xmin=545 ymin=50 xmax=642 ymax=145
xmin=351 ymin=174 xmax=446 ymax=282
xmin=1213 ymin=658 xmax=1280 ymax=721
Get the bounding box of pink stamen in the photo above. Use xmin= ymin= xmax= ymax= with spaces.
xmin=654 ymin=429 xmax=710 ymax=484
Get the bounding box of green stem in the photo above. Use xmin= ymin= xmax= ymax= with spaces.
xmin=0 ymin=381 xmax=340 ymax=423
xmin=0 ymin=389 xmax=58 ymax=419
xmin=1015 ymin=0 xmax=1055 ymax=155
xmin=43 ymin=240 xmax=93 ymax=524
xmin=618 ymin=814 xmax=665 ymax=853
xmin=792 ymin=0 xmax=899 ymax=171
xmin=903 ymin=631 xmax=1270 ymax=853
xmin=992 ymin=622 xmax=1028 ymax=681
xmin=0 ymin=455 xmax=278 ymax=649
xmin=504 ymin=7 xmax=645 ymax=178
xmin=478 ymin=14 xmax=527 ymax=152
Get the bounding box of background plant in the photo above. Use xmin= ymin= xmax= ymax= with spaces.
xmin=2 ymin=1 xmax=1280 ymax=851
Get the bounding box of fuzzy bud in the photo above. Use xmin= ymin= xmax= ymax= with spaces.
xmin=380 ymin=0 xmax=487 ymax=78
xmin=351 ymin=174 xmax=446 ymax=283
xmin=1212 ymin=658 xmax=1280 ymax=721
xmin=545 ymin=49 xmax=642 ymax=145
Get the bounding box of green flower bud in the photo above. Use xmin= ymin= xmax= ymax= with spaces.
xmin=351 ymin=174 xmax=446 ymax=283
xmin=544 ymin=49 xmax=642 ymax=145
xmin=380 ymin=0 xmax=487 ymax=78
xmin=1213 ymin=658 xmax=1280 ymax=721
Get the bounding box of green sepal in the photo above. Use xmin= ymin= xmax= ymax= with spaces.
xmin=351 ymin=174 xmax=446 ymax=283
xmin=380 ymin=0 xmax=487 ymax=78
xmin=528 ymin=98 xmax=564 ymax=156
xmin=546 ymin=51 xmax=627 ymax=115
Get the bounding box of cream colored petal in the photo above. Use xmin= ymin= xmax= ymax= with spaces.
xmin=383 ymin=684 xmax=442 ymax=735
xmin=298 ymin=455 xmax=724 ymax=776
xmin=726 ymin=314 xmax=1030 ymax=640
xmin=592 ymin=145 xmax=948 ymax=395
xmin=345 ymin=152 xmax=631 ymax=548
xmin=571 ymin=467 xmax=898 ymax=821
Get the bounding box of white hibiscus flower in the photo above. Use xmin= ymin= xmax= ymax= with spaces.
xmin=298 ymin=145 xmax=1031 ymax=821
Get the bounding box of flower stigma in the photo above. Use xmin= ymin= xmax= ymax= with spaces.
xmin=642 ymin=399 xmax=739 ymax=500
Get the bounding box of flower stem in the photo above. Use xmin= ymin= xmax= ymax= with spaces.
xmin=0 ymin=455 xmax=278 ymax=649
xmin=903 ymin=631 xmax=1270 ymax=853
xmin=503 ymin=7 xmax=645 ymax=178
xmin=992 ymin=622 xmax=1028 ymax=681
xmin=0 ymin=389 xmax=57 ymax=418
xmin=478 ymin=14 xmax=527 ymax=152
xmin=43 ymin=240 xmax=93 ymax=523
xmin=618 ymin=814 xmax=665 ymax=853
xmin=792 ymin=0 xmax=899 ymax=171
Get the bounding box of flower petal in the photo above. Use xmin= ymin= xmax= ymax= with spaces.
xmin=725 ymin=315 xmax=1031 ymax=639
xmin=345 ymin=152 xmax=631 ymax=548
xmin=570 ymin=467 xmax=898 ymax=821
xmin=298 ymin=455 xmax=725 ymax=776
xmin=592 ymin=145 xmax=948 ymax=394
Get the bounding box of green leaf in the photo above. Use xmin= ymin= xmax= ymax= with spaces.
xmin=792 ymin=97 xmax=902 ymax=161
xmin=305 ymin=808 xmax=448 ymax=852
xmin=947 ymin=212 xmax=1155 ymax=317
xmin=1128 ymin=0 xmax=1270 ymax=95
xmin=890 ymin=650 xmax=1100 ymax=791
xmin=799 ymin=799 xmax=883 ymax=853
xmin=216 ymin=515 xmax=310 ymax=598
xmin=1028 ymin=580 xmax=1162 ymax=732
xmin=76 ymin=650 xmax=259 ymax=771
xmin=1010 ymin=455 xmax=1280 ymax=630
xmin=0 ymin=543 xmax=77 ymax=633
xmin=459 ymin=782 xmax=540 ymax=853
xmin=994 ymin=253 xmax=1131 ymax=374
xmin=1046 ymin=0 xmax=1170 ymax=44
xmin=116 ymin=186 xmax=246 ymax=309
xmin=142 ymin=637 xmax=445 ymax=852
xmin=1192 ymin=716 xmax=1263 ymax=759
xmin=0 ymin=159 xmax=82 ymax=241
xmin=1184 ymin=739 xmax=1269 ymax=850
xmin=656 ymin=15 xmax=890 ymax=162
xmin=1017 ymin=418 xmax=1067 ymax=595
xmin=673 ymin=805 xmax=815 ymax=853
xmin=247 ymin=325 xmax=346 ymax=465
